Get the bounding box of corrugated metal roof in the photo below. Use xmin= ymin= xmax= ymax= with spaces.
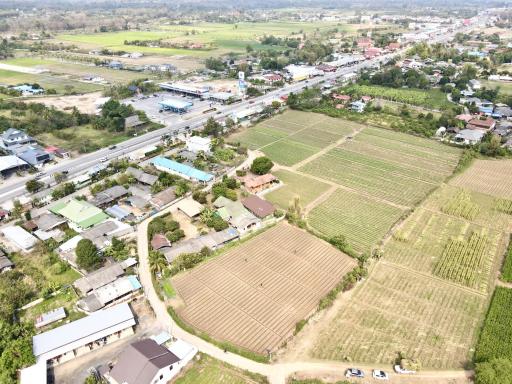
xmin=33 ymin=303 xmax=134 ymax=358
xmin=152 ymin=157 xmax=213 ymax=182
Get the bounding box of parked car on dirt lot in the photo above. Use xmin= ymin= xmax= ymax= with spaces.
xmin=394 ymin=365 xmax=416 ymax=374
xmin=345 ymin=368 xmax=364 ymax=378
xmin=372 ymin=370 xmax=389 ymax=380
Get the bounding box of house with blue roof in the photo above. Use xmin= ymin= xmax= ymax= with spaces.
xmin=152 ymin=157 xmax=214 ymax=183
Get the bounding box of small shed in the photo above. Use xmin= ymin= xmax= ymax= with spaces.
xmin=176 ymin=198 xmax=204 ymax=218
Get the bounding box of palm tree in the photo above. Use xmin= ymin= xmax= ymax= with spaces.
xmin=149 ymin=251 xmax=167 ymax=277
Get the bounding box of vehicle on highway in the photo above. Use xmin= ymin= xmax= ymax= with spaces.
xmin=394 ymin=365 xmax=416 ymax=374
xmin=345 ymin=368 xmax=364 ymax=378
xmin=100 ymin=157 xmax=108 ymax=162
xmin=249 ymin=100 xmax=255 ymax=104
xmin=35 ymin=172 xmax=45 ymax=179
xmin=109 ymin=145 xmax=117 ymax=150
xmin=372 ymin=370 xmax=389 ymax=380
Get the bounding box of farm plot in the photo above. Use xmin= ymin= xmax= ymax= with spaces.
xmin=310 ymin=262 xmax=487 ymax=368
xmin=264 ymin=169 xmax=331 ymax=210
xmin=171 ymin=222 xmax=357 ymax=354
xmin=450 ymin=159 xmax=512 ymax=199
xmin=474 ymin=287 xmax=512 ymax=363
xmin=308 ymin=188 xmax=405 ymax=254
xmin=386 ymin=208 xmax=504 ymax=292
xmin=228 ymin=110 xmax=361 ymax=166
xmin=300 ymin=127 xmax=461 ymax=207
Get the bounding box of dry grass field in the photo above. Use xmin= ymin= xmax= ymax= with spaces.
xmin=310 ymin=262 xmax=488 ymax=368
xmin=171 ymin=222 xmax=357 ymax=354
xmin=450 ymin=159 xmax=512 ymax=199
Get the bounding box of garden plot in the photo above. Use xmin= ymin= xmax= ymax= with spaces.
xmin=310 ymin=262 xmax=487 ymax=369
xmin=308 ymin=188 xmax=405 ymax=254
xmin=172 ymin=222 xmax=357 ymax=354
xmin=300 ymin=127 xmax=461 ymax=207
xmin=228 ymin=110 xmax=361 ymax=166
xmin=450 ymin=159 xmax=512 ymax=199
xmin=265 ymin=169 xmax=331 ymax=210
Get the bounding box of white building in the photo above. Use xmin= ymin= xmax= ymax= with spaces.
xmin=284 ymin=65 xmax=320 ymax=82
xmin=32 ymin=303 xmax=136 ymax=365
xmin=186 ymin=136 xmax=211 ymax=154
xmin=1 ymin=226 xmax=38 ymax=251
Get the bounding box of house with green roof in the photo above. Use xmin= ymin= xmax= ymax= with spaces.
xmin=213 ymin=196 xmax=260 ymax=234
xmin=50 ymin=199 xmax=108 ymax=230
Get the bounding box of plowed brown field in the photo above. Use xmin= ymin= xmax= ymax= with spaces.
xmin=172 ymin=222 xmax=357 ymax=354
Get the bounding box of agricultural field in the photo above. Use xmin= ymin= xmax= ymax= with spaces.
xmin=174 ymin=353 xmax=268 ymax=384
xmin=264 ymin=169 xmax=331 ymax=210
xmin=0 ymin=68 xmax=103 ymax=94
xmin=450 ymin=159 xmax=512 ymax=199
xmin=55 ymin=21 xmax=347 ymax=57
xmin=481 ymin=79 xmax=512 ymax=95
xmin=302 ymin=160 xmax=512 ymax=368
xmin=300 ymin=126 xmax=461 ymax=207
xmin=171 ymin=222 xmax=357 ymax=354
xmin=310 ymin=262 xmax=488 ymax=368
xmin=229 ymin=110 xmax=363 ymax=166
xmin=2 ymin=56 xmax=147 ymax=83
xmin=474 ymin=287 xmax=512 ymax=363
xmin=36 ymin=124 xmax=132 ymax=153
xmin=343 ymin=84 xmax=453 ymax=110
xmin=308 ymin=188 xmax=405 ymax=253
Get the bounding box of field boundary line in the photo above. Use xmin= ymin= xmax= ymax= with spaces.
xmin=379 ymin=260 xmax=487 ymax=298
xmin=291 ymin=125 xmax=365 ymax=170
xmin=283 ymin=167 xmax=410 ymax=211
xmin=303 ymin=185 xmax=338 ymax=214
xmin=257 ymin=115 xmax=331 ymax=151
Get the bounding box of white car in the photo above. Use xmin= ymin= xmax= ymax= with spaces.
xmin=100 ymin=157 xmax=108 ymax=162
xmin=394 ymin=365 xmax=416 ymax=374
xmin=372 ymin=370 xmax=389 ymax=380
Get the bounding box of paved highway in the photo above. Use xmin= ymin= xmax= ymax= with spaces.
xmin=0 ymin=26 xmax=459 ymax=205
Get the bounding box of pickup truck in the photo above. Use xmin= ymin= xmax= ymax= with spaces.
xmin=394 ymin=365 xmax=416 ymax=374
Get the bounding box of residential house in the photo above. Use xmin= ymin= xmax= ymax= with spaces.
xmin=151 ymin=234 xmax=171 ymax=251
xmin=316 ymin=64 xmax=336 ymax=73
xmin=105 ymin=339 xmax=181 ymax=384
xmin=125 ymin=115 xmax=145 ymax=130
xmin=152 ymin=157 xmax=214 ymax=183
xmin=332 ymin=94 xmax=351 ymax=105
xmin=50 ymin=199 xmax=108 ymax=230
xmin=81 ymin=219 xmax=133 ymax=250
xmin=387 ymin=42 xmax=401 ymax=50
xmin=214 ymin=196 xmax=260 ymax=234
xmin=241 ymin=195 xmax=276 ymax=219
xmin=109 ymin=61 xmax=123 ymax=70
xmin=33 ymin=212 xmax=66 ymax=232
xmin=31 ymin=303 xmax=136 ymax=366
xmin=0 ymin=128 xmax=35 ymax=148
xmin=478 ymin=101 xmax=494 ymax=115
xmin=262 ymin=73 xmax=283 ymax=84
xmin=455 ymin=114 xmax=474 ymax=123
xmin=90 ymin=186 xmax=129 ymax=208
xmin=469 ymin=79 xmax=481 ymax=90
xmin=364 ymin=47 xmax=382 ymax=59
xmin=467 ymin=117 xmax=496 ymax=131
xmin=454 ymin=129 xmax=486 ymax=145
xmin=175 ymin=198 xmax=204 ymax=219
xmin=350 ymin=100 xmax=366 ymax=113
xmin=494 ymin=105 xmax=512 ymax=119
xmin=357 ymin=37 xmax=372 ymax=49
xmin=15 ymin=145 xmax=52 ymax=167
xmin=45 ymin=146 xmax=70 ymax=159
xmin=149 ymin=187 xmax=177 ymax=210
xmin=74 ymin=261 xmax=126 ymax=295
xmin=242 ymin=173 xmax=278 ymax=194
xmin=162 ymin=227 xmax=239 ymax=262
xmin=105 ymin=205 xmax=132 ymax=221
xmin=185 ymin=136 xmax=211 ymax=154
xmin=77 ymin=275 xmax=142 ymax=313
